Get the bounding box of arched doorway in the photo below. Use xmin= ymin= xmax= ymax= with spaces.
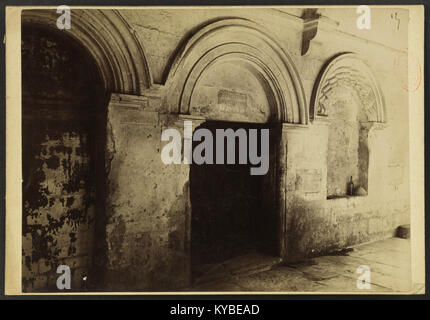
xmin=21 ymin=24 xmax=108 ymax=291
xmin=185 ymin=59 xmax=283 ymax=281
xmin=190 ymin=121 xmax=281 ymax=274
xmin=21 ymin=9 xmax=153 ymax=291
xmin=163 ymin=18 xmax=307 ymax=283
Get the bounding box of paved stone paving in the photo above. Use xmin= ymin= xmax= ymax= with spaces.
xmin=188 ymin=238 xmax=412 ymax=293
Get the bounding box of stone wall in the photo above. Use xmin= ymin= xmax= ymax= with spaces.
xmin=283 ymin=120 xmax=410 ymax=262
xmin=104 ymin=94 xmax=192 ymax=290
xmin=22 ymin=7 xmax=412 ymax=291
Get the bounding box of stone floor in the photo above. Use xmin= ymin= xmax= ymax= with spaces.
xmin=187 ymin=237 xmax=412 ymax=293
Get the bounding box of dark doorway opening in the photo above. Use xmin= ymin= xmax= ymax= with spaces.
xmin=21 ymin=25 xmax=108 ymax=291
xmin=190 ymin=121 xmax=280 ymax=279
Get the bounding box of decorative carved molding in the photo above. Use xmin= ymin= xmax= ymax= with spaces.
xmin=301 ymin=15 xmax=339 ymax=56
xmin=281 ymin=123 xmax=309 ymax=132
xmin=22 ymin=9 xmax=152 ymax=95
xmin=108 ymin=93 xmax=149 ymax=111
xmin=301 ymin=19 xmax=319 ymax=56
xmin=311 ymin=53 xmax=385 ymax=123
xmin=165 ymin=18 xmax=308 ymax=124
xmin=107 ymin=93 xmax=160 ymax=126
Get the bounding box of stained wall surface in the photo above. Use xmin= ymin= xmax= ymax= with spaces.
xmin=21 ymin=26 xmax=106 ymax=291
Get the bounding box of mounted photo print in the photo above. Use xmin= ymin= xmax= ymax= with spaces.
xmin=3 ymin=4 xmax=425 ymax=296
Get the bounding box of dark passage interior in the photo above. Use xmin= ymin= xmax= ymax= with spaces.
xmin=190 ymin=121 xmax=280 ymax=274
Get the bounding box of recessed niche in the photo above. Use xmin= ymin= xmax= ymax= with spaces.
xmin=325 ymin=86 xmax=369 ymax=199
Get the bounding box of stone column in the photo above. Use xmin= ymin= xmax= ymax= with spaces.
xmin=168 ymin=114 xmax=206 ymax=283
xmin=278 ymin=123 xmax=308 ymax=260
xmin=280 ymin=119 xmax=329 ymax=262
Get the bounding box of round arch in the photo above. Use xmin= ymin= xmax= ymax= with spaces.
xmin=165 ymin=18 xmax=308 ymax=124
xmin=312 ymin=53 xmax=386 ymax=123
xmin=22 ymin=9 xmax=152 ymax=95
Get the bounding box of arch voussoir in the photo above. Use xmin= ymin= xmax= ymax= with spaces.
xmin=312 ymin=53 xmax=385 ymax=123
xmin=22 ymin=9 xmax=152 ymax=95
xmin=165 ymin=18 xmax=307 ymax=124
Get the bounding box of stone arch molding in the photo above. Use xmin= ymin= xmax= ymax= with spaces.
xmin=313 ymin=53 xmax=385 ymax=123
xmin=22 ymin=9 xmax=152 ymax=95
xmin=165 ymin=18 xmax=308 ymax=124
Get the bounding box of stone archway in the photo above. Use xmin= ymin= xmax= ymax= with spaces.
xmin=311 ymin=53 xmax=386 ymax=199
xmin=22 ymin=9 xmax=152 ymax=95
xmin=165 ymin=18 xmax=308 ymax=124
xmin=162 ymin=19 xmax=308 ymax=281
xmin=311 ymin=52 xmax=385 ymax=122
xmin=20 ymin=9 xmax=154 ymax=291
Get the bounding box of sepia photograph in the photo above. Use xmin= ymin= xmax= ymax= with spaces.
xmin=3 ymin=4 xmax=425 ymax=295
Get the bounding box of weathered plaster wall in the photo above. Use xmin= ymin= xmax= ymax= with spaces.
xmin=117 ymin=8 xmax=304 ymax=85
xmin=22 ymin=126 xmax=96 ymax=291
xmin=21 ymin=26 xmax=105 ymax=291
xmin=284 ymin=119 xmax=410 ymax=262
xmin=285 ymin=23 xmax=410 ymax=262
xmin=103 ymin=8 xmax=411 ymax=287
xmin=104 ymin=94 xmax=192 ymax=290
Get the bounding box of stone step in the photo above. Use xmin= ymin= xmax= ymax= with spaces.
xmin=191 ymin=252 xmax=282 ymax=286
